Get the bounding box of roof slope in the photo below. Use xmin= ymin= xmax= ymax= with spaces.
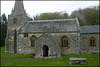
xmin=18 ymin=19 xmax=79 ymax=33
xmin=80 ymin=25 xmax=100 ymax=34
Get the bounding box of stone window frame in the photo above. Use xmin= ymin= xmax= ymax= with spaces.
xmin=61 ymin=36 xmax=70 ymax=48
xmin=89 ymin=37 xmax=96 ymax=47
xmin=30 ymin=35 xmax=37 ymax=47
xmin=13 ymin=18 xmax=17 ymax=24
xmin=23 ymin=33 xmax=28 ymax=37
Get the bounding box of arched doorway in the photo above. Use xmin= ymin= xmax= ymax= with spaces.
xmin=43 ymin=45 xmax=49 ymax=57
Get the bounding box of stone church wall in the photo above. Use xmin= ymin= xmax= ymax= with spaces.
xmin=34 ymin=33 xmax=61 ymax=58
xmin=5 ymin=38 xmax=15 ymax=53
xmin=5 ymin=29 xmax=15 ymax=53
xmin=80 ymin=33 xmax=99 ymax=54
xmin=50 ymin=32 xmax=80 ymax=54
xmin=17 ymin=33 xmax=43 ymax=54
xmin=17 ymin=34 xmax=34 ymax=54
xmin=17 ymin=32 xmax=80 ymax=54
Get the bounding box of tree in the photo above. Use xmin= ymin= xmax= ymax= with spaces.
xmin=34 ymin=11 xmax=69 ymax=20
xmin=0 ymin=13 xmax=8 ymax=46
xmin=1 ymin=13 xmax=7 ymax=25
xmin=70 ymin=6 xmax=99 ymax=26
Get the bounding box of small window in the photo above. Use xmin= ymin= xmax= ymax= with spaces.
xmin=23 ymin=33 xmax=28 ymax=37
xmin=13 ymin=18 xmax=17 ymax=23
xmin=30 ymin=35 xmax=37 ymax=47
xmin=61 ymin=36 xmax=69 ymax=48
xmin=90 ymin=37 xmax=96 ymax=47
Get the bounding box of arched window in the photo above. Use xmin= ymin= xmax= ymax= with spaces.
xmin=90 ymin=37 xmax=96 ymax=47
xmin=61 ymin=36 xmax=69 ymax=48
xmin=13 ymin=18 xmax=17 ymax=23
xmin=30 ymin=35 xmax=37 ymax=47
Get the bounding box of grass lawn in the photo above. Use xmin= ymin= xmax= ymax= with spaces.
xmin=1 ymin=47 xmax=32 ymax=59
xmin=1 ymin=46 xmax=99 ymax=66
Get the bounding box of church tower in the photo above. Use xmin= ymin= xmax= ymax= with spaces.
xmin=5 ymin=0 xmax=27 ymax=53
xmin=8 ymin=0 xmax=26 ymax=29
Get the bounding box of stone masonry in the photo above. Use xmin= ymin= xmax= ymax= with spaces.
xmin=5 ymin=0 xmax=100 ymax=59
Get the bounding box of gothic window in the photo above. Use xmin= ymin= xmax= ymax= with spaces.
xmin=30 ymin=35 xmax=37 ymax=47
xmin=13 ymin=18 xmax=17 ymax=23
xmin=61 ymin=36 xmax=69 ymax=48
xmin=23 ymin=33 xmax=28 ymax=37
xmin=90 ymin=37 xmax=96 ymax=47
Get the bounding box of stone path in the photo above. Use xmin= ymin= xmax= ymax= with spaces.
xmin=1 ymin=57 xmax=62 ymax=61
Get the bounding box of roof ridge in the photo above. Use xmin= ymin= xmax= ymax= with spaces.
xmin=27 ymin=19 xmax=76 ymax=23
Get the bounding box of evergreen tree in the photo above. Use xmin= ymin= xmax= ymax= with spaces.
xmin=0 ymin=13 xmax=8 ymax=46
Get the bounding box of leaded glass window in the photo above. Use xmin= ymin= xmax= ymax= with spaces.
xmin=30 ymin=35 xmax=37 ymax=47
xmin=61 ymin=36 xmax=69 ymax=48
xmin=90 ymin=37 xmax=96 ymax=47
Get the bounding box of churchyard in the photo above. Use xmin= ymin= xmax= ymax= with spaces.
xmin=1 ymin=46 xmax=99 ymax=66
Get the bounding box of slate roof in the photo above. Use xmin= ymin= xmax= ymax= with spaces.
xmin=18 ymin=19 xmax=79 ymax=33
xmin=80 ymin=25 xmax=100 ymax=34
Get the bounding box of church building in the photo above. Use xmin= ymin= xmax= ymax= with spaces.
xmin=5 ymin=0 xmax=99 ymax=58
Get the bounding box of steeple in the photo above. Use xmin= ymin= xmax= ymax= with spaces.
xmin=12 ymin=0 xmax=26 ymax=15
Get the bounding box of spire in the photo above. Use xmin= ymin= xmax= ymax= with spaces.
xmin=12 ymin=0 xmax=26 ymax=15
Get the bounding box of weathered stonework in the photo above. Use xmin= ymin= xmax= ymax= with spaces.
xmin=5 ymin=0 xmax=100 ymax=59
xmin=16 ymin=32 xmax=80 ymax=55
xmin=35 ymin=33 xmax=61 ymax=58
xmin=69 ymin=58 xmax=87 ymax=64
xmin=80 ymin=34 xmax=99 ymax=54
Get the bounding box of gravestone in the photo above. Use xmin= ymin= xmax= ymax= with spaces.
xmin=69 ymin=58 xmax=87 ymax=64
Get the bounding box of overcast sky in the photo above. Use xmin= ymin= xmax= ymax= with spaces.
xmin=1 ymin=1 xmax=99 ymax=18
